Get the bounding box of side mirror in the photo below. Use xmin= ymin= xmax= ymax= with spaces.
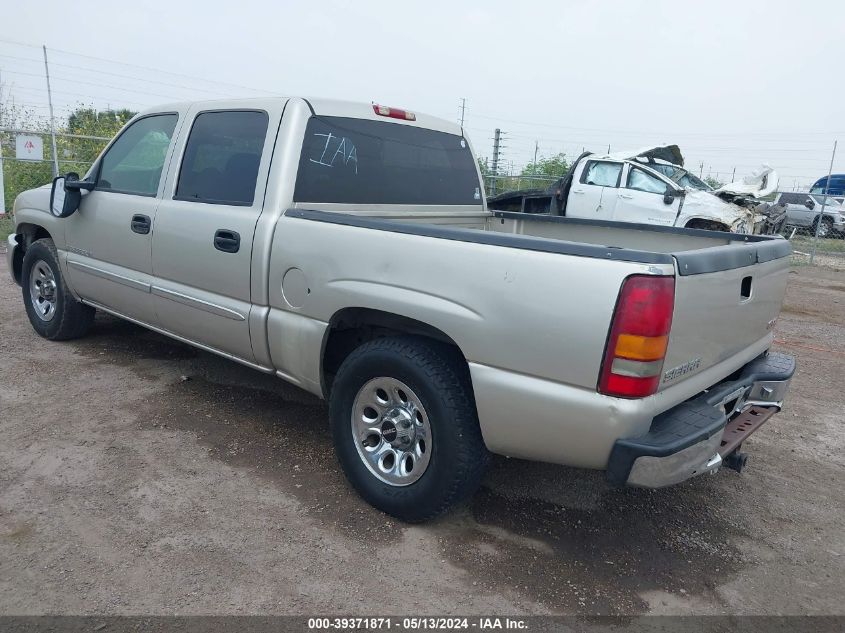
xmin=805 ymin=199 xmax=816 ymax=210
xmin=663 ymin=187 xmax=676 ymax=205
xmin=50 ymin=176 xmax=79 ymax=218
xmin=50 ymin=172 xmax=93 ymax=218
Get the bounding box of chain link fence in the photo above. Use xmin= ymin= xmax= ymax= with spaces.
xmin=483 ymin=174 xmax=562 ymax=198
xmin=1 ymin=128 xmax=108 ymax=212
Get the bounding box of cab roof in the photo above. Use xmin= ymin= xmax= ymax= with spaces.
xmin=136 ymin=96 xmax=463 ymax=136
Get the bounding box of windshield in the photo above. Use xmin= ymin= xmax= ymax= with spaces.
xmin=644 ymin=162 xmax=712 ymax=191
xmin=677 ymin=173 xmax=711 ymax=191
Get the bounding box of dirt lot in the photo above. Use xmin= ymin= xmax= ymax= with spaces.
xmin=0 ymin=255 xmax=843 ymax=616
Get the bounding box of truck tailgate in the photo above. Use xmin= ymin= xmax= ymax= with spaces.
xmin=659 ymin=242 xmax=790 ymax=392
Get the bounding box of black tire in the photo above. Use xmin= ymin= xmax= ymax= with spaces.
xmin=21 ymin=238 xmax=95 ymax=340
xmin=812 ymin=216 xmax=833 ymax=239
xmin=329 ymin=336 xmax=490 ymax=522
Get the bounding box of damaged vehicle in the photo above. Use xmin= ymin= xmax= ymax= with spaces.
xmin=488 ymin=145 xmax=786 ymax=235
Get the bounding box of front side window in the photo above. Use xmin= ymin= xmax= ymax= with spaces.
xmin=582 ymin=161 xmax=622 ymax=187
xmin=627 ymin=167 xmax=667 ymax=194
xmin=175 ymin=110 xmax=269 ymax=205
xmin=96 ymin=114 xmax=178 ymax=196
xmin=293 ymin=116 xmax=481 ymax=205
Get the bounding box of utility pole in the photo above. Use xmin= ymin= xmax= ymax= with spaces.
xmin=699 ymin=161 xmax=704 ymax=178
xmin=491 ymin=128 xmax=502 ymax=196
xmin=731 ymin=166 xmax=736 ymax=182
xmin=606 ymin=143 xmax=611 ymax=154
xmin=532 ymin=140 xmax=539 ymax=173
xmin=42 ymin=45 xmax=59 ymax=177
xmin=810 ymin=140 xmax=838 ymax=265
xmin=459 ymin=98 xmax=466 ymax=127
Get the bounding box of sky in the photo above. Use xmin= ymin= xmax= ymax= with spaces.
xmin=1 ymin=0 xmax=843 ymax=190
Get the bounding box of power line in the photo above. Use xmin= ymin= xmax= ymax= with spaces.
xmin=0 ymin=52 xmax=249 ymax=98
xmin=0 ymin=37 xmax=283 ymax=97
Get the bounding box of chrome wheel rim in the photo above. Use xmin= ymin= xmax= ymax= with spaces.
xmin=817 ymin=221 xmax=829 ymax=238
xmin=351 ymin=377 xmax=432 ymax=486
xmin=28 ymin=259 xmax=58 ymax=322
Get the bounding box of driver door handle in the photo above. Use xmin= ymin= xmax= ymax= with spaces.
xmin=619 ymin=193 xmax=634 ymax=200
xmin=130 ymin=214 xmax=151 ymax=234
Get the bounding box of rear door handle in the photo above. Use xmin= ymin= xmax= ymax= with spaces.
xmin=214 ymin=229 xmax=240 ymax=253
xmin=131 ymin=214 xmax=151 ymax=234
xmin=619 ymin=193 xmax=634 ymax=200
xmin=572 ymin=189 xmax=585 ymax=194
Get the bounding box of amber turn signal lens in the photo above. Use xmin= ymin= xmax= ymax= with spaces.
xmin=614 ymin=334 xmax=669 ymax=362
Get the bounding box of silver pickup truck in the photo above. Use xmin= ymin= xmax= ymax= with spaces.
xmin=7 ymin=97 xmax=795 ymax=522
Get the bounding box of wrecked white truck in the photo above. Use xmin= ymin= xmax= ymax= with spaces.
xmin=488 ymin=146 xmax=786 ymax=235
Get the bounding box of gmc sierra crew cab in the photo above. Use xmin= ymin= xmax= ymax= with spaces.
xmin=7 ymin=97 xmax=795 ymax=522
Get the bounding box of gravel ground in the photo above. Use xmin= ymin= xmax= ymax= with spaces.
xmin=0 ymin=256 xmax=843 ymax=616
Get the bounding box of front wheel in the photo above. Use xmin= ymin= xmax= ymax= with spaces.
xmin=21 ymin=238 xmax=95 ymax=340
xmin=812 ymin=216 xmax=833 ymax=239
xmin=329 ymin=336 xmax=490 ymax=522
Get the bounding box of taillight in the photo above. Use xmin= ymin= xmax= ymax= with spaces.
xmin=372 ymin=104 xmax=416 ymax=121
xmin=598 ymin=275 xmax=675 ymax=398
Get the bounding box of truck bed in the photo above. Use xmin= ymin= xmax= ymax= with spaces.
xmin=285 ymin=206 xmax=790 ymax=399
xmin=288 ymin=208 xmax=791 ymax=273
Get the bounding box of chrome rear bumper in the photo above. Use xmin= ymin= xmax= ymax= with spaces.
xmin=607 ymin=351 xmax=795 ymax=488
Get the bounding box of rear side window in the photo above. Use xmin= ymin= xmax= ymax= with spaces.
xmin=97 ymin=114 xmax=178 ymax=196
xmin=175 ymin=110 xmax=269 ymax=206
xmin=778 ymin=193 xmax=803 ymax=204
xmin=581 ymin=161 xmax=622 ymax=187
xmin=293 ymin=116 xmax=481 ymax=205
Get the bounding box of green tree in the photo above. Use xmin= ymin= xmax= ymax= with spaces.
xmin=704 ymin=176 xmax=724 ymax=189
xmin=1 ymin=103 xmax=136 ymax=211
xmin=521 ymin=153 xmax=570 ymax=179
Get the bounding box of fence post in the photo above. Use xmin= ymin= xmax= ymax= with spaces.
xmin=0 ymin=134 xmax=5 ymax=213
xmin=809 ymin=140 xmax=838 ymax=266
xmin=43 ymin=46 xmax=60 ymax=178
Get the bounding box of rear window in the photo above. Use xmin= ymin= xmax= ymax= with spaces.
xmin=778 ymin=193 xmax=805 ymax=204
xmin=293 ymin=116 xmax=481 ymax=205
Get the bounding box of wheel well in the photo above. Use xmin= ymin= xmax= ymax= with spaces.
xmin=321 ymin=308 xmax=465 ymax=397
xmin=685 ymin=218 xmax=729 ymax=232
xmin=11 ymin=224 xmax=52 ymax=284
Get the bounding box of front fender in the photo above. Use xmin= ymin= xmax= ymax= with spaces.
xmin=13 ymin=184 xmax=67 ymax=249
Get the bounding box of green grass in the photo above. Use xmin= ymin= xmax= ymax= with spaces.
xmin=0 ymin=215 xmax=14 ymax=243
xmin=789 ymin=235 xmax=845 ymax=254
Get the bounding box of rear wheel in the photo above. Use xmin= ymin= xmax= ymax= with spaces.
xmin=21 ymin=238 xmax=95 ymax=340
xmin=329 ymin=336 xmax=490 ymax=522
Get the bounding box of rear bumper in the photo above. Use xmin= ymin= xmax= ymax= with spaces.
xmin=607 ymin=351 xmax=795 ymax=488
